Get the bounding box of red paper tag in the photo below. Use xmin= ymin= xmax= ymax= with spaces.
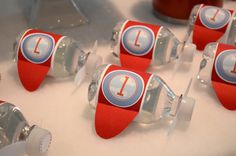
xmin=95 ymin=65 xmax=152 ymax=139
xmin=212 ymin=43 xmax=236 ymax=110
xmin=193 ymin=5 xmax=234 ymax=50
xmin=0 ymin=100 xmax=4 ymax=104
xmin=119 ymin=20 xmax=161 ymax=71
xmin=17 ymin=29 xmax=63 ymax=91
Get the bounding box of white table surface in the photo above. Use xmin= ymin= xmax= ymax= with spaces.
xmin=0 ymin=0 xmax=236 ymax=156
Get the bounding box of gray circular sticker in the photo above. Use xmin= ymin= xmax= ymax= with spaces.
xmin=21 ymin=33 xmax=55 ymax=64
xmin=215 ymin=49 xmax=236 ymax=84
xmin=122 ymin=25 xmax=155 ymax=56
xmin=199 ymin=6 xmax=231 ymax=30
xmin=102 ymin=70 xmax=145 ymax=108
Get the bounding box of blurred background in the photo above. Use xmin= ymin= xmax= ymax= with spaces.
xmin=0 ymin=1 xmax=236 ymax=156
xmin=0 ymin=0 xmax=234 ymax=61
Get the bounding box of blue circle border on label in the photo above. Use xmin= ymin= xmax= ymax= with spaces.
xmin=21 ymin=33 xmax=55 ymax=64
xmin=199 ymin=6 xmax=231 ymax=30
xmin=102 ymin=70 xmax=145 ymax=108
xmin=215 ymin=49 xmax=236 ymax=84
xmin=121 ymin=25 xmax=155 ymax=56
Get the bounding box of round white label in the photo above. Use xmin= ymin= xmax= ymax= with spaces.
xmin=215 ymin=49 xmax=236 ymax=84
xmin=121 ymin=25 xmax=155 ymax=56
xmin=102 ymin=70 xmax=145 ymax=108
xmin=199 ymin=6 xmax=231 ymax=29
xmin=21 ymin=33 xmax=55 ymax=64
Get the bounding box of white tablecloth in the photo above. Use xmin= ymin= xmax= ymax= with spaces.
xmin=0 ymin=0 xmax=236 ymax=156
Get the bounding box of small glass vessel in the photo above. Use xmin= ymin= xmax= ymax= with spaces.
xmin=13 ymin=30 xmax=101 ymax=79
xmin=111 ymin=20 xmax=195 ymax=68
xmin=88 ymin=64 xmax=195 ymax=125
xmin=0 ymin=102 xmax=51 ymax=156
xmin=185 ymin=5 xmax=236 ymax=46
